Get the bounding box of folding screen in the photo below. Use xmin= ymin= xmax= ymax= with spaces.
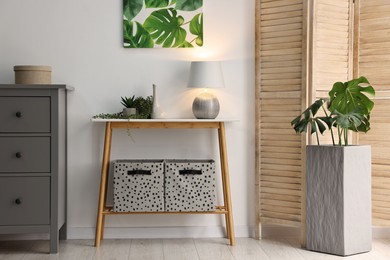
xmin=255 ymin=0 xmax=307 ymax=234
xmin=356 ymin=0 xmax=390 ymax=226
xmin=255 ymin=0 xmax=354 ymax=241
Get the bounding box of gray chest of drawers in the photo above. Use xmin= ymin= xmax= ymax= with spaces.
xmin=0 ymin=84 xmax=71 ymax=254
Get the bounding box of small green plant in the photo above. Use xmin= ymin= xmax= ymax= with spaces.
xmin=133 ymin=96 xmax=153 ymax=119
xmin=121 ymin=95 xmax=136 ymax=108
xmin=92 ymin=112 xmax=124 ymax=119
xmin=291 ymin=76 xmax=375 ymax=146
xmin=93 ymin=95 xmax=153 ymax=120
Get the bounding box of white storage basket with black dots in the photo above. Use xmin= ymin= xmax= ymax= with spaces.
xmin=164 ymin=160 xmax=216 ymax=212
xmin=113 ymin=160 xmax=164 ymax=212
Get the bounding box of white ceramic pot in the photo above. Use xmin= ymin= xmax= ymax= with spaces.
xmin=123 ymin=108 xmax=137 ymax=116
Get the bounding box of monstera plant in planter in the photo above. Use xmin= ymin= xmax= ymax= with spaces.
xmin=291 ymin=76 xmax=375 ymax=256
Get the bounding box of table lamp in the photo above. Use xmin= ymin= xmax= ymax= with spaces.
xmin=187 ymin=61 xmax=225 ymax=119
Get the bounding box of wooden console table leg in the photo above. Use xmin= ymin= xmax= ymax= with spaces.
xmin=100 ymin=215 xmax=105 ymax=240
xmin=218 ymin=122 xmax=236 ymax=246
xmin=218 ymin=128 xmax=230 ymax=239
xmin=95 ymin=122 xmax=112 ymax=247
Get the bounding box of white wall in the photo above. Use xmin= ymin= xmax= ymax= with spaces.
xmin=0 ymin=0 xmax=256 ymax=238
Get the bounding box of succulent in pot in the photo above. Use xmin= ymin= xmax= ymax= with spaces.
xmin=121 ymin=95 xmax=137 ymax=116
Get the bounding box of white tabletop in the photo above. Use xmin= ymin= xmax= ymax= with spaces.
xmin=91 ymin=118 xmax=238 ymax=123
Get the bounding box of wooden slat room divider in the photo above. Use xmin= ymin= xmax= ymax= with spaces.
xmin=256 ymin=0 xmax=353 ymax=241
xmin=255 ymin=0 xmax=307 ymax=234
xmin=256 ymin=0 xmax=390 ymax=241
xmin=356 ymin=0 xmax=390 ymax=226
xmin=309 ymin=0 xmax=353 ymax=145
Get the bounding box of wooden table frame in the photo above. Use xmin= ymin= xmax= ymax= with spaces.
xmin=93 ymin=119 xmax=235 ymax=246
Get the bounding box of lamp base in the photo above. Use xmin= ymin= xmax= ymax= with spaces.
xmin=192 ymin=92 xmax=220 ymax=119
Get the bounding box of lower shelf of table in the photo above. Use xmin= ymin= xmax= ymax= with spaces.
xmin=103 ymin=206 xmax=228 ymax=215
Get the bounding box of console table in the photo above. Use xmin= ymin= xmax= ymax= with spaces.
xmin=92 ymin=119 xmax=236 ymax=246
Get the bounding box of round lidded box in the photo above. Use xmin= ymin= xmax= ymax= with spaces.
xmin=14 ymin=65 xmax=52 ymax=84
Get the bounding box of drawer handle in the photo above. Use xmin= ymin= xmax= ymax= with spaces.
xmin=15 ymin=152 xmax=22 ymax=158
xmin=15 ymin=198 xmax=22 ymax=205
xmin=15 ymin=112 xmax=23 ymax=118
xmin=127 ymin=170 xmax=152 ymax=175
xmin=179 ymin=169 xmax=202 ymax=175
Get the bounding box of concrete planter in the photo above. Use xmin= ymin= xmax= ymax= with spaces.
xmin=306 ymin=145 xmax=372 ymax=256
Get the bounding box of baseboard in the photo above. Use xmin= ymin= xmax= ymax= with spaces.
xmin=68 ymin=225 xmax=254 ymax=239
xmin=260 ymin=225 xmax=301 ymax=238
xmin=372 ymin=226 xmax=390 ymax=238
xmin=0 ymin=225 xmax=253 ymax=241
xmin=260 ymin=226 xmax=390 ymax=239
xmin=3 ymin=226 xmax=390 ymax=240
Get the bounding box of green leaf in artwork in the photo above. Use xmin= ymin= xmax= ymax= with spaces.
xmin=123 ymin=20 xmax=154 ymax=48
xmin=143 ymin=8 xmax=187 ymax=48
xmin=190 ymin=13 xmax=203 ymax=46
xmin=123 ymin=0 xmax=143 ymax=21
xmin=176 ymin=0 xmax=202 ymax=11
xmin=178 ymin=41 xmax=194 ymax=48
xmin=196 ymin=37 xmax=203 ymax=46
xmin=190 ymin=13 xmax=202 ymax=35
xmin=145 ymin=0 xmax=169 ymax=8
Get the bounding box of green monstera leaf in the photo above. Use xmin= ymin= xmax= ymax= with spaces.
xmin=190 ymin=13 xmax=203 ymax=46
xmin=145 ymin=0 xmax=169 ymax=8
xmin=176 ymin=0 xmax=202 ymax=11
xmin=291 ymin=99 xmax=333 ymax=145
xmin=291 ymin=99 xmax=331 ymax=135
xmin=332 ymin=109 xmax=364 ymax=132
xmin=329 ymin=76 xmax=375 ymax=116
xmin=143 ymin=8 xmax=186 ymax=48
xmin=123 ymin=0 xmax=143 ymax=21
xmin=123 ymin=20 xmax=154 ymax=48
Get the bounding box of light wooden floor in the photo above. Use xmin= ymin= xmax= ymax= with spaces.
xmin=1 ymin=237 xmax=390 ymax=260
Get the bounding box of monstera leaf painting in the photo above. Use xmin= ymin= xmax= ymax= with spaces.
xmin=123 ymin=0 xmax=203 ymax=48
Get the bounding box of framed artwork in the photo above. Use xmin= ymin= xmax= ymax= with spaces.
xmin=123 ymin=0 xmax=203 ymax=48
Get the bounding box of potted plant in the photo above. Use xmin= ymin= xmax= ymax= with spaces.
xmin=93 ymin=95 xmax=153 ymax=120
xmin=291 ymin=76 xmax=375 ymax=256
xmin=121 ymin=95 xmax=137 ymax=116
xmin=133 ymin=96 xmax=153 ymax=119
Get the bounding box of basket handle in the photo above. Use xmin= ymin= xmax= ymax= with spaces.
xmin=127 ymin=170 xmax=152 ymax=175
xmin=179 ymin=169 xmax=202 ymax=175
